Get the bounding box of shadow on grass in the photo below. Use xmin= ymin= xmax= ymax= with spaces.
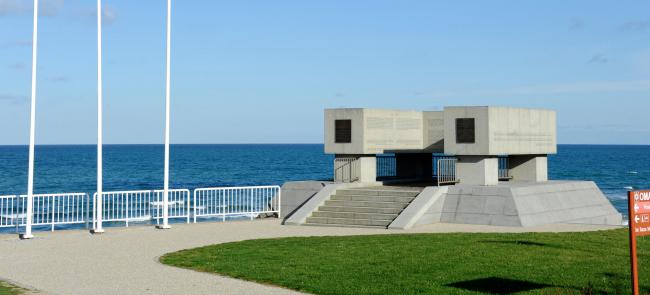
xmin=446 ymin=277 xmax=552 ymax=294
xmin=479 ymin=240 xmax=576 ymax=252
xmin=480 ymin=240 xmax=551 ymax=247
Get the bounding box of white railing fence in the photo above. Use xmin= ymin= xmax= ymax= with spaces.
xmin=93 ymin=189 xmax=191 ymax=227
xmin=2 ymin=185 xmax=280 ymax=234
xmin=0 ymin=195 xmax=20 ymax=228
xmin=94 ymin=190 xmax=152 ymax=227
xmin=436 ymin=158 xmax=458 ymax=185
xmin=334 ymin=157 xmax=360 ymax=183
xmin=193 ymin=186 xmax=281 ymax=223
xmin=0 ymin=193 xmax=90 ymax=231
xmin=153 ymin=189 xmax=191 ymax=224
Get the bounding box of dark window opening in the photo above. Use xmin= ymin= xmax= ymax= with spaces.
xmin=335 ymin=120 xmax=352 ymax=143
xmin=456 ymin=118 xmax=475 ymax=144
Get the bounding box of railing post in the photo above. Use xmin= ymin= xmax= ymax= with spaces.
xmin=277 ymin=187 xmax=282 ymax=219
xmin=249 ymin=189 xmax=254 ymax=220
xmin=193 ymin=190 xmax=197 ymax=223
xmin=186 ymin=190 xmax=190 ymax=224
xmin=156 ymin=191 xmax=160 ymax=225
xmin=125 ymin=193 xmax=129 ymax=227
xmin=348 ymin=159 xmax=352 ymax=183
xmin=222 ymin=190 xmax=226 ymax=222
xmin=85 ymin=193 xmax=90 ymax=229
xmin=51 ymin=196 xmax=55 ymax=232
xmin=437 ymin=159 xmax=441 ymax=187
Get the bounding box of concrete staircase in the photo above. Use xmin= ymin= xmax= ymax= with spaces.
xmin=305 ymin=188 xmax=421 ymax=228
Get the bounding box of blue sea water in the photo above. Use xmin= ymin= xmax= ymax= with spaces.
xmin=0 ymin=144 xmax=648 ymax=214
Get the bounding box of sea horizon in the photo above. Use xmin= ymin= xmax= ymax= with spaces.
xmin=1 ymin=144 xmax=648 ymax=215
xmin=1 ymin=143 xmax=650 ymax=147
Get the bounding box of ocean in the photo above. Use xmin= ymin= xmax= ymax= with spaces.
xmin=0 ymin=144 xmax=648 ymax=214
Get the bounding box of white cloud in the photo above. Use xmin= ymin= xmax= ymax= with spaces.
xmin=102 ymin=5 xmax=116 ymax=25
xmin=0 ymin=0 xmax=64 ymax=17
xmin=0 ymin=39 xmax=31 ymax=49
xmin=0 ymin=94 xmax=27 ymax=104
xmin=0 ymin=0 xmax=26 ymax=15
xmin=74 ymin=4 xmax=117 ymax=25
xmin=588 ymin=54 xmax=608 ymax=64
xmin=620 ymin=20 xmax=650 ymax=32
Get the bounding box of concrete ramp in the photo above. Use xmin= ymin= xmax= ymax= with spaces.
xmin=412 ymin=181 xmax=622 ymax=227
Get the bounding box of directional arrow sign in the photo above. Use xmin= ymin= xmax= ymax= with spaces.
xmin=630 ymin=191 xmax=650 ymax=237
xmin=633 ymin=201 xmax=650 ymax=214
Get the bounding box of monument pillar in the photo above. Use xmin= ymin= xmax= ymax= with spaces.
xmin=509 ymin=155 xmax=548 ymax=182
xmin=457 ymin=156 xmax=499 ymax=186
xmin=357 ymin=155 xmax=377 ymax=183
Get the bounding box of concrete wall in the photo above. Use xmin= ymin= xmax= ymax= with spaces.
xmin=326 ymin=107 xmax=556 ymax=156
xmin=422 ymin=111 xmax=445 ymax=152
xmin=444 ymin=106 xmax=557 ymax=156
xmin=358 ymin=156 xmax=377 ymax=183
xmin=324 ymin=109 xmax=365 ymax=155
xmin=509 ymin=155 xmax=548 ymax=182
xmin=280 ymin=181 xmax=330 ymax=220
xmin=488 ymin=107 xmax=557 ymax=155
xmin=456 ymin=156 xmax=499 ymax=186
xmin=443 ymin=107 xmax=491 ymax=156
xmin=363 ymin=109 xmax=425 ymax=154
xmin=325 ymin=109 xmax=445 ymax=155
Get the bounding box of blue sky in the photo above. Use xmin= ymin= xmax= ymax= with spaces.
xmin=1 ymin=0 xmax=649 ymax=145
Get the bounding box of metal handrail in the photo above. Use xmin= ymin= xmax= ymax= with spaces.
xmin=193 ymin=185 xmax=281 ymax=223
xmin=334 ymin=157 xmax=360 ymax=183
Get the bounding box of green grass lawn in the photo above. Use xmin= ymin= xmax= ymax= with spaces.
xmin=161 ymin=229 xmax=650 ymax=294
xmin=0 ymin=281 xmax=26 ymax=295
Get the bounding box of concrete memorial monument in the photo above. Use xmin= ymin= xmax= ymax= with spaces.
xmin=283 ymin=106 xmax=622 ymax=229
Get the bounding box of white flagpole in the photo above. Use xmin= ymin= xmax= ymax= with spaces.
xmin=93 ymin=0 xmax=105 ymax=234
xmin=159 ymin=0 xmax=172 ymax=229
xmin=22 ymin=0 xmax=39 ymax=240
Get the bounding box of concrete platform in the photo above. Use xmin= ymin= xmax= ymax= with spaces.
xmin=0 ymin=220 xmax=621 ymax=295
xmin=413 ymin=180 xmax=623 ymax=227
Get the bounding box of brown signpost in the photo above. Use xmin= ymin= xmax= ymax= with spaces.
xmin=629 ymin=190 xmax=650 ymax=295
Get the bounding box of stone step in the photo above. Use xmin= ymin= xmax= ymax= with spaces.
xmin=335 ymin=189 xmax=420 ymax=197
xmin=330 ymin=194 xmax=416 ymax=203
xmin=311 ymin=211 xmax=398 ymax=220
xmin=306 ymin=216 xmax=393 ymax=227
xmin=301 ymin=223 xmax=387 ymax=229
xmin=324 ymin=200 xmax=410 ymax=209
xmin=317 ymin=205 xmax=404 ymax=215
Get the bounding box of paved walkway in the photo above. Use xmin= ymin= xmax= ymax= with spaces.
xmin=0 ymin=220 xmax=620 ymax=295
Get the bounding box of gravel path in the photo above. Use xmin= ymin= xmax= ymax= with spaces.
xmin=0 ymin=220 xmax=620 ymax=295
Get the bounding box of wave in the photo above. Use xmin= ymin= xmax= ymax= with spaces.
xmin=624 ymin=186 xmax=634 ymax=190
xmin=628 ymin=171 xmax=639 ymax=174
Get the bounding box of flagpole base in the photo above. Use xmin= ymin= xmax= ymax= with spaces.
xmin=90 ymin=229 xmax=105 ymax=234
xmin=156 ymin=224 xmax=171 ymax=230
xmin=19 ymin=233 xmax=34 ymax=240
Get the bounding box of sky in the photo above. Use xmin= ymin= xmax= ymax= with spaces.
xmin=0 ymin=0 xmax=649 ymax=145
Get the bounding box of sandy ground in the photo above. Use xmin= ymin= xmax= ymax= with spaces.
xmin=0 ymin=220 xmax=621 ymax=295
